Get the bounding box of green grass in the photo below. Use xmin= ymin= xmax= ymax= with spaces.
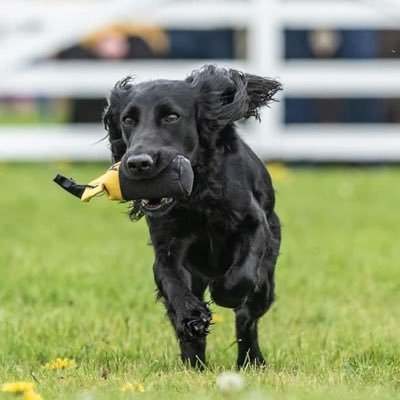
xmin=0 ymin=163 xmax=399 ymax=399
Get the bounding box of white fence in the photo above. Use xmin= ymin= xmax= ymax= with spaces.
xmin=0 ymin=0 xmax=399 ymax=161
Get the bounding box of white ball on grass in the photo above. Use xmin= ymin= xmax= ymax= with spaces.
xmin=216 ymin=372 xmax=245 ymax=393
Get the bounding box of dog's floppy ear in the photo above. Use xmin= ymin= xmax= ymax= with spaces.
xmin=244 ymin=73 xmax=282 ymax=121
xmin=186 ymin=65 xmax=281 ymax=128
xmin=186 ymin=65 xmax=248 ymax=129
xmin=103 ymin=105 xmax=126 ymax=163
xmin=103 ymin=77 xmax=133 ymax=162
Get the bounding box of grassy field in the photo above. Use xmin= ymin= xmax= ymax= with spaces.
xmin=0 ymin=163 xmax=399 ymax=400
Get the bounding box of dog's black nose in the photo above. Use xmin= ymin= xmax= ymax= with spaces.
xmin=126 ymin=154 xmax=154 ymax=173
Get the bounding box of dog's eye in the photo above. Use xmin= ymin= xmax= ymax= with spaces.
xmin=164 ymin=113 xmax=179 ymax=123
xmin=123 ymin=117 xmax=136 ymax=126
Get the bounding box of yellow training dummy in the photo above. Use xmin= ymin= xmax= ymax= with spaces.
xmin=80 ymin=162 xmax=122 ymax=202
xmin=54 ymin=162 xmax=122 ymax=202
xmin=53 ymin=155 xmax=194 ymax=203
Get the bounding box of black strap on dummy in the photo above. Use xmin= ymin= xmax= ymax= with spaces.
xmin=53 ymin=174 xmax=87 ymax=199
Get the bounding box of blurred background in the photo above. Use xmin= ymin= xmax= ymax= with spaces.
xmin=0 ymin=0 xmax=399 ymax=163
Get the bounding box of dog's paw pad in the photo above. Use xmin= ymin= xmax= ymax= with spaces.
xmin=184 ymin=315 xmax=211 ymax=337
xmin=180 ymin=308 xmax=211 ymax=340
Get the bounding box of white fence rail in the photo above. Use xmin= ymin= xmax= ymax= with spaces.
xmin=0 ymin=0 xmax=399 ymax=161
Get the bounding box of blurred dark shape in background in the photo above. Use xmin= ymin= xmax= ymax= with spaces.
xmin=56 ymin=24 xmax=169 ymax=60
xmin=285 ymin=29 xmax=400 ymax=59
xmin=51 ymin=24 xmax=236 ymax=124
xmin=284 ymin=29 xmax=400 ymax=125
xmin=56 ymin=25 xmax=235 ymax=61
xmin=284 ymin=97 xmax=400 ymax=124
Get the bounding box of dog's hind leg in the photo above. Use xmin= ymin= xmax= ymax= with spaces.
xmin=236 ymin=213 xmax=280 ymax=368
xmin=209 ymin=216 xmax=267 ymax=309
xmin=235 ymin=273 xmax=273 ymax=368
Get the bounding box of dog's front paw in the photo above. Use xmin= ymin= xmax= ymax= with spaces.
xmin=176 ymin=300 xmax=211 ymax=341
xmin=183 ymin=312 xmax=211 ymax=337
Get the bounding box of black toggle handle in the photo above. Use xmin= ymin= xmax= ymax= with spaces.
xmin=53 ymin=174 xmax=87 ymax=199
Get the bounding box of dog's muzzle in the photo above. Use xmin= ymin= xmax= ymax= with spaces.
xmin=121 ymin=154 xmax=194 ymax=216
xmin=120 ymin=155 xmax=194 ymax=200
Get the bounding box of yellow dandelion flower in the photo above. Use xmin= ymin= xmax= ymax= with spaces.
xmin=120 ymin=382 xmax=145 ymax=393
xmin=212 ymin=313 xmax=224 ymax=323
xmin=43 ymin=357 xmax=77 ymax=370
xmin=120 ymin=382 xmax=134 ymax=392
xmin=267 ymin=162 xmax=292 ymax=182
xmin=1 ymin=381 xmax=35 ymax=394
xmin=23 ymin=390 xmax=43 ymax=400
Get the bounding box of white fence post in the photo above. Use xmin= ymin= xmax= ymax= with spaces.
xmin=245 ymin=0 xmax=284 ymax=158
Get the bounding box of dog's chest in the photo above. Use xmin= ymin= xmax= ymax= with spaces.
xmin=174 ymin=206 xmax=240 ymax=276
xmin=186 ymin=199 xmax=242 ymax=232
xmin=184 ymin=228 xmax=235 ymax=277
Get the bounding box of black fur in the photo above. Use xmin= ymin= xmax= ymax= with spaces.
xmin=103 ymin=65 xmax=282 ymax=368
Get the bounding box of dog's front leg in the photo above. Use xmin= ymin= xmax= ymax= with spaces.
xmin=210 ymin=213 xmax=269 ymax=309
xmin=153 ymin=248 xmax=211 ymax=367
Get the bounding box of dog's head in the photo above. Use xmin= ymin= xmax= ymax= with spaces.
xmin=103 ymin=65 xmax=281 ymax=217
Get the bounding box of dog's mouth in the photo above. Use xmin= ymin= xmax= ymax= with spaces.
xmin=140 ymin=197 xmax=176 ymax=215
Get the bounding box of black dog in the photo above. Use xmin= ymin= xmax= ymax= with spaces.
xmin=103 ymin=65 xmax=282 ymax=368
